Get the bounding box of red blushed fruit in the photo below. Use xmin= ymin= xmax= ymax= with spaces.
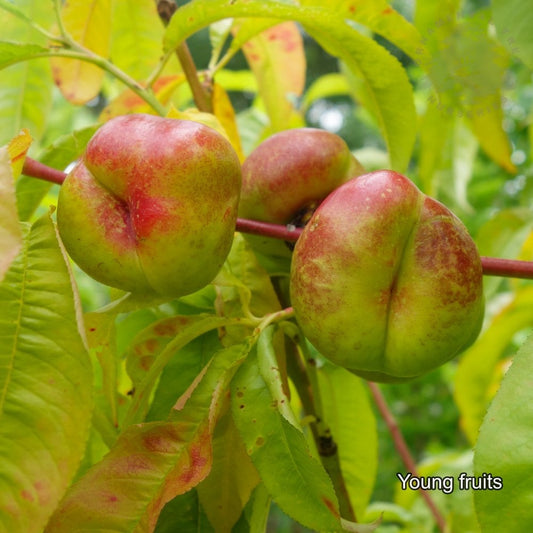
xmin=290 ymin=170 xmax=484 ymax=383
xmin=238 ymin=128 xmax=365 ymax=264
xmin=57 ymin=114 xmax=242 ymax=297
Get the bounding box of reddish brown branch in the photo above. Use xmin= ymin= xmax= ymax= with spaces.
xmin=21 ymin=156 xmax=533 ymax=280
xmin=236 ymin=217 xmax=303 ymax=242
xmin=367 ymin=382 xmax=447 ymax=533
xmin=480 ymin=257 xmax=533 ymax=279
xmin=22 ymin=157 xmax=66 ymax=185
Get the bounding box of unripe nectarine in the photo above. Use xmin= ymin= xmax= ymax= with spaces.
xmin=290 ymin=170 xmax=484 ymax=382
xmin=57 ymin=114 xmax=241 ymax=297
xmin=238 ymin=128 xmax=365 ymax=264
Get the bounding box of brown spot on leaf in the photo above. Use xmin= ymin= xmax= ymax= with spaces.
xmin=321 ymin=496 xmax=340 ymax=518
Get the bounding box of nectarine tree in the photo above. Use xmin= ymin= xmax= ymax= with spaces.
xmin=1 ymin=1 xmax=533 ymax=533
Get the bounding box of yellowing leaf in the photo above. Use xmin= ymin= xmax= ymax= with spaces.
xmin=213 ymin=83 xmax=244 ymax=161
xmin=0 ymin=146 xmax=22 ymax=280
xmin=50 ymin=0 xmax=112 ymax=104
xmin=7 ymin=128 xmax=32 ymax=178
xmin=239 ymin=21 xmax=305 ymax=131
xmin=111 ymin=0 xmax=165 ymax=81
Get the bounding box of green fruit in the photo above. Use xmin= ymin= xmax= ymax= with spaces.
xmin=238 ymin=128 xmax=365 ymax=265
xmin=290 ymin=170 xmax=484 ymax=383
xmin=57 ymin=114 xmax=241 ymax=297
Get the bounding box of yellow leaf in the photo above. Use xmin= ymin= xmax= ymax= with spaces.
xmin=0 ymin=145 xmax=23 ymax=281
xmin=7 ymin=129 xmax=32 ymax=179
xmin=213 ymin=83 xmax=244 ymax=161
xmin=50 ymin=0 xmax=112 ymax=104
xmin=239 ymin=21 xmax=305 ymax=131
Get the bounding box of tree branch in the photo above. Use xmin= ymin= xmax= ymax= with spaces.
xmin=156 ymin=0 xmax=214 ymax=113
xmin=20 ymin=156 xmax=533 ymax=280
xmin=367 ymin=382 xmax=447 ymax=533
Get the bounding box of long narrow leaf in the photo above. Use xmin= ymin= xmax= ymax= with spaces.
xmin=163 ymin=0 xmax=416 ymax=170
xmin=0 ymin=212 xmax=93 ymax=533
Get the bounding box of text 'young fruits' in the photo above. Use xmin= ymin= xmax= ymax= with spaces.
xmin=57 ymin=114 xmax=241 ymax=297
xmin=290 ymin=170 xmax=484 ymax=383
xmin=238 ymin=128 xmax=365 ymax=263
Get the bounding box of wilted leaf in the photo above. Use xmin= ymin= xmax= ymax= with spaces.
xmin=50 ymin=0 xmax=112 ymax=104
xmin=0 ymin=212 xmax=93 ymax=533
xmin=474 ymin=335 xmax=533 ymax=532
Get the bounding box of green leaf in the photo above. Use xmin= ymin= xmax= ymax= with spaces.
xmin=454 ymin=287 xmax=533 ymax=445
xmin=317 ymin=362 xmax=378 ymax=518
xmin=154 ymin=490 xmax=214 ymax=533
xmin=493 ymin=0 xmax=533 ymax=70
xmin=474 ymin=334 xmax=533 ymax=532
xmin=214 ymin=233 xmax=283 ymax=344
xmin=475 ymin=208 xmax=533 ymax=298
xmin=0 ymin=146 xmax=23 ymax=280
xmin=231 ymin=341 xmax=341 ymax=532
xmin=123 ymin=314 xmax=239 ymax=427
xmin=110 ymin=0 xmax=165 ymax=81
xmin=197 ymin=407 xmax=260 ymax=532
xmin=125 ymin=315 xmax=212 ymax=389
xmin=302 ymin=72 xmax=351 ymax=110
xmin=417 ymin=97 xmax=454 ymax=196
xmin=302 ymin=0 xmax=431 ymax=67
xmin=0 ymin=212 xmax=93 ymax=533
xmin=146 ymin=330 xmax=222 ymax=422
xmin=0 ymin=3 xmax=54 ymax=147
xmin=421 ymin=9 xmax=514 ymax=173
xmin=46 ymin=338 xmax=254 ymax=532
xmin=163 ymin=0 xmax=417 ymax=171
xmin=233 ymin=482 xmax=271 ymax=533
xmin=0 ymin=41 xmax=50 ymax=69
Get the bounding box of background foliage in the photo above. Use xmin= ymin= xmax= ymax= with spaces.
xmin=1 ymin=0 xmax=533 ymax=531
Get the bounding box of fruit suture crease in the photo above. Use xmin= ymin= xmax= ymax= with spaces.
xmin=396 ymin=472 xmax=503 ymax=494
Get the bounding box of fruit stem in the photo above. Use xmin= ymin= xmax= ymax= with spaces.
xmin=20 ymin=156 xmax=533 ymax=280
xmin=367 ymin=382 xmax=447 ymax=533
